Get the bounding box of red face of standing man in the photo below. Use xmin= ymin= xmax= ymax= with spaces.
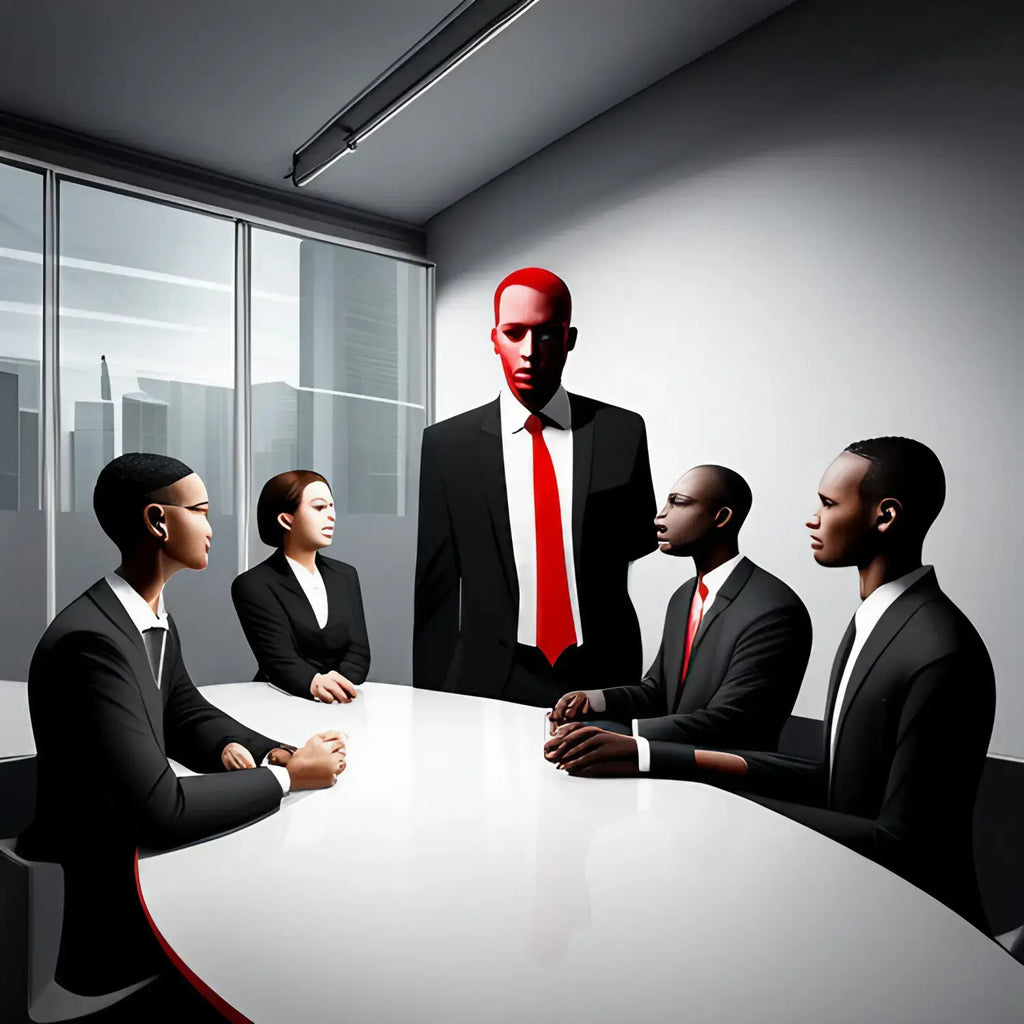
xmin=491 ymin=268 xmax=577 ymax=412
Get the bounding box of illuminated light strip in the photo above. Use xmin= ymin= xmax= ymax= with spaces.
xmin=0 ymin=247 xmax=296 ymax=304
xmin=293 ymin=0 xmax=544 ymax=187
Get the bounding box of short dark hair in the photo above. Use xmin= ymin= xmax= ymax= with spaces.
xmin=256 ymin=470 xmax=331 ymax=548
xmin=843 ymin=437 xmax=945 ymax=538
xmin=693 ymin=464 xmax=753 ymax=532
xmin=93 ymin=453 xmax=194 ymax=553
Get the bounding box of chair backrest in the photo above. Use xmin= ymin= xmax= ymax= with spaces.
xmin=0 ymin=839 xmax=156 ymax=1023
xmin=0 ymin=838 xmax=31 ymax=1024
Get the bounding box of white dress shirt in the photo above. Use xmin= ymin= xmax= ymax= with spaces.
xmin=103 ymin=574 xmax=290 ymax=794
xmin=579 ymin=552 xmax=747 ymax=772
xmin=828 ymin=564 xmax=932 ymax=771
xmin=286 ymin=555 xmax=329 ymax=629
xmin=499 ymin=385 xmax=584 ymax=648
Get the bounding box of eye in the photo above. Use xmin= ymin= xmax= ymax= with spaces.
xmin=502 ymin=325 xmax=527 ymax=342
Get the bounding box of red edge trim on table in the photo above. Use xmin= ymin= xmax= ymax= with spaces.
xmin=134 ymin=848 xmax=252 ymax=1024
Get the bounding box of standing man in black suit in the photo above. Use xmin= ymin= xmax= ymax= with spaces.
xmin=17 ymin=454 xmax=347 ymax=1001
xmin=414 ymin=267 xmax=657 ymax=706
xmin=549 ymin=438 xmax=995 ymax=931
xmin=546 ymin=464 xmax=812 ymax=768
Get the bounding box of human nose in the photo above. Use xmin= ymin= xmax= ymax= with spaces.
xmin=805 ymin=509 xmax=820 ymax=529
xmin=522 ymin=327 xmax=538 ymax=362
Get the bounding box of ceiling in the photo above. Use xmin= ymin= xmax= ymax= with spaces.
xmin=0 ymin=0 xmax=793 ymax=226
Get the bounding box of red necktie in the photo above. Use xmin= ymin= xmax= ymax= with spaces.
xmin=674 ymin=576 xmax=708 ymax=709
xmin=525 ymin=414 xmax=577 ymax=665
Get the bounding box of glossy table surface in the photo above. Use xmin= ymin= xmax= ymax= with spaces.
xmin=139 ymin=682 xmax=1024 ymax=1024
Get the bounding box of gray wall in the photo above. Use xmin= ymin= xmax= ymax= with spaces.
xmin=426 ymin=0 xmax=1024 ymax=757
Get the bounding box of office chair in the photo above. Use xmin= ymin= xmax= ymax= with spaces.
xmin=0 ymin=839 xmax=156 ymax=1022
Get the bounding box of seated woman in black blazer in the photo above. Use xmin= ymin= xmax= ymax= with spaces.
xmin=232 ymin=470 xmax=371 ymax=702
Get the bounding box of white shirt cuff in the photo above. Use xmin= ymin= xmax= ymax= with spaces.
xmin=584 ymin=689 xmax=606 ymax=713
xmin=632 ymin=719 xmax=651 ymax=773
xmin=265 ymin=764 xmax=291 ymax=794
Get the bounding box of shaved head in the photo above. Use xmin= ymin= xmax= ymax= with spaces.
xmin=493 ymin=267 xmax=572 ymax=325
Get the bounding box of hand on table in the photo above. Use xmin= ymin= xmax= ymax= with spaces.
xmin=286 ymin=730 xmax=347 ymax=790
xmin=544 ymin=723 xmax=640 ymax=777
xmin=548 ymin=691 xmax=591 ymax=734
xmin=221 ymin=742 xmax=256 ymax=770
xmin=311 ymin=671 xmax=359 ymax=704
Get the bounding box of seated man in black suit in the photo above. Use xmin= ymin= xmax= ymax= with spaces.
xmin=546 ymin=465 xmax=811 ymax=771
xmin=548 ymin=438 xmax=995 ymax=931
xmin=17 ymin=453 xmax=347 ymax=1002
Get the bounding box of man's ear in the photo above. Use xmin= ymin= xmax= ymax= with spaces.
xmin=566 ymin=326 xmax=577 ymax=352
xmin=875 ymin=498 xmax=901 ymax=533
xmin=714 ymin=507 xmax=733 ymax=529
xmin=277 ymin=512 xmax=294 ymax=533
xmin=491 ymin=327 xmax=500 ymax=353
xmin=143 ymin=503 xmax=167 ymax=540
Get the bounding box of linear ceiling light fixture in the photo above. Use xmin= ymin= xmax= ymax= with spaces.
xmin=288 ymin=0 xmax=543 ymax=187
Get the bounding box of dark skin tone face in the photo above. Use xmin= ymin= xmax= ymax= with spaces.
xmin=654 ymin=467 xmax=738 ymax=576
xmin=807 ymin=451 xmax=918 ymax=599
xmin=491 ymin=284 xmax=577 ymax=412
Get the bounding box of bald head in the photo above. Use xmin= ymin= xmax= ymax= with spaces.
xmin=690 ymin=464 xmax=753 ymax=533
xmin=493 ymin=267 xmax=572 ymax=325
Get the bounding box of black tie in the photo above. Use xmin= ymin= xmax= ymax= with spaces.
xmin=142 ymin=627 xmax=165 ymax=688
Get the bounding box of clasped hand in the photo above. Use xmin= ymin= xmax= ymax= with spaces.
xmin=543 ymin=722 xmax=640 ymax=777
xmin=311 ymin=670 xmax=359 ymax=704
xmin=221 ymin=731 xmax=346 ymax=789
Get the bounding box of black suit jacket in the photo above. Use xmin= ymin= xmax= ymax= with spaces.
xmin=645 ymin=571 xmax=996 ymax=931
xmin=18 ymin=579 xmax=287 ymax=988
xmin=599 ymin=558 xmax=812 ymax=753
xmin=414 ymin=392 xmax=657 ymax=698
xmin=231 ymin=550 xmax=370 ymax=699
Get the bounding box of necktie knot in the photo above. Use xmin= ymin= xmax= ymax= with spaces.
xmin=525 ymin=414 xmax=544 ymax=436
xmin=698 ymin=577 xmax=709 ymax=602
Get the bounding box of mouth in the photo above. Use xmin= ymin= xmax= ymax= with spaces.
xmin=809 ymin=536 xmax=823 ymax=550
xmin=322 ymin=529 xmax=334 ymax=537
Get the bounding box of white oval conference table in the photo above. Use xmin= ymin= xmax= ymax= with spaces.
xmin=138 ymin=682 xmax=1024 ymax=1024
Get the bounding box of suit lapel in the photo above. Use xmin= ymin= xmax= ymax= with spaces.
xmin=271 ymin=550 xmax=319 ymax=628
xmin=830 ymin=575 xmax=937 ymax=777
xmin=666 ymin=577 xmax=697 ymax=708
xmin=569 ymin=393 xmax=594 ymax=575
xmin=318 ymin=556 xmax=343 ymax=627
xmin=689 ymin=557 xmax=753 ymax=659
xmin=86 ymin=580 xmax=164 ymax=739
xmin=480 ymin=399 xmax=519 ymax=602
xmin=822 ymin=616 xmax=857 ymax=753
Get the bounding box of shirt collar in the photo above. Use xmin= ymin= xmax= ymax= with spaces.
xmin=699 ymin=551 xmax=745 ymax=601
xmin=285 ymin=554 xmax=324 ymax=585
xmin=499 ymin=384 xmax=571 ymax=434
xmin=855 ymin=564 xmax=933 ymax=624
xmin=104 ymin=573 xmax=168 ymax=635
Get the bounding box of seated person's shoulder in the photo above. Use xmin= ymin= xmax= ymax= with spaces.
xmin=745 ymin=562 xmax=810 ymax=616
xmin=231 ymin=555 xmax=277 ymax=596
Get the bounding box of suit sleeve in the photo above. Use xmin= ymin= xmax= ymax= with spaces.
xmin=636 ymin=602 xmax=812 ymax=748
xmin=623 ymin=416 xmax=657 ymax=563
xmin=335 ymin=565 xmax=371 ymax=684
xmin=645 ymin=740 xmax=827 ymax=805
xmin=65 ymin=632 xmax=282 ymax=850
xmin=231 ymin=572 xmax=323 ymax=698
xmin=599 ymin=634 xmax=671 ymax=720
xmin=743 ymin=652 xmax=987 ymax=870
xmin=413 ymin=428 xmax=461 ymax=689
xmin=162 ymin=620 xmax=281 ymax=772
